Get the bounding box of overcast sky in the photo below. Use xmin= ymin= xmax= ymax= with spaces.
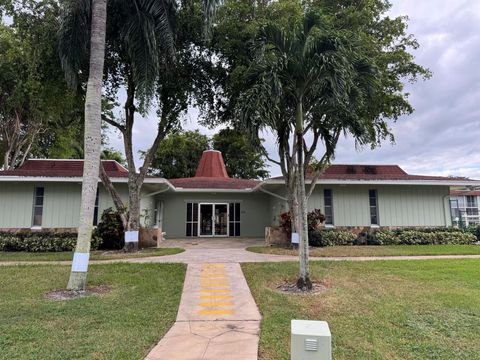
xmin=107 ymin=0 xmax=480 ymax=179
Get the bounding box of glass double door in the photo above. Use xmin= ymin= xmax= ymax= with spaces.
xmin=199 ymin=203 xmax=228 ymax=236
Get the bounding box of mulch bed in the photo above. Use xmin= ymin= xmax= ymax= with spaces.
xmin=44 ymin=284 xmax=111 ymax=301
xmin=276 ymin=280 xmax=328 ymax=295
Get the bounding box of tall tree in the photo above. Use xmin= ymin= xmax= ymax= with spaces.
xmin=212 ymin=128 xmax=269 ymax=179
xmin=239 ymin=6 xmax=429 ymax=289
xmin=0 ymin=1 xmax=83 ymax=169
xmin=146 ymin=128 xmax=270 ymax=179
xmin=147 ymin=130 xmax=209 ymax=178
xmin=65 ymin=0 xmax=107 ymax=291
xmin=61 ymin=0 xmax=221 ymax=252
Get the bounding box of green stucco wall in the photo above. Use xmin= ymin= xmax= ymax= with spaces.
xmin=158 ymin=192 xmax=271 ymax=238
xmin=0 ymin=182 xmax=129 ymax=229
xmin=307 ymin=184 xmax=451 ymax=227
xmin=0 ymin=181 xmax=452 ymax=231
xmin=0 ymin=182 xmax=36 ymax=228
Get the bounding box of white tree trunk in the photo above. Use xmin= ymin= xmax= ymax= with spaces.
xmin=124 ymin=179 xmax=141 ymax=252
xmin=295 ymin=99 xmax=311 ymax=290
xmin=67 ymin=0 xmax=107 ymax=291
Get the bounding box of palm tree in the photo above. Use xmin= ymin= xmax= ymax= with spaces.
xmin=65 ymin=0 xmax=107 ymax=291
xmin=60 ymin=0 xmax=221 ymax=253
xmin=240 ymin=11 xmax=377 ymax=290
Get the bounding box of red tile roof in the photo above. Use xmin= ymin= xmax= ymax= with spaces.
xmin=0 ymin=159 xmax=129 ymax=178
xmin=272 ymin=164 xmax=472 ymax=182
xmin=168 ymin=150 xmax=260 ymax=189
xmin=195 ymin=150 xmax=229 ymax=178
xmin=0 ymin=159 xmax=475 ymax=190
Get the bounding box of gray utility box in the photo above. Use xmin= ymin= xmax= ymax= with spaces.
xmin=291 ymin=320 xmax=331 ymax=360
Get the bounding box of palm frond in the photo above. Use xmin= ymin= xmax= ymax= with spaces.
xmin=121 ymin=0 xmax=177 ymax=108
xmin=58 ymin=0 xmax=91 ymax=88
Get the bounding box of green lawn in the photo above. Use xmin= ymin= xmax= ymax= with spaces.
xmin=0 ymin=263 xmax=185 ymax=359
xmin=247 ymin=244 xmax=480 ymax=257
xmin=0 ymin=247 xmax=184 ymax=262
xmin=242 ymin=260 xmax=480 ymax=360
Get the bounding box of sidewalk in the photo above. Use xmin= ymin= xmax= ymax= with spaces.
xmin=145 ymin=263 xmax=262 ymax=360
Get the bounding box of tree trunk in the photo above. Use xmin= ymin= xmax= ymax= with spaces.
xmin=295 ymin=99 xmax=312 ymax=290
xmin=124 ymin=176 xmax=141 ymax=252
xmin=67 ymin=0 xmax=107 ymax=291
xmin=287 ymin=182 xmax=299 ymax=234
xmin=99 ymin=163 xmax=128 ymax=228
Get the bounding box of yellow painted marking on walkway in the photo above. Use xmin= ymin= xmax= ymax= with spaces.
xmin=200 ymin=274 xmax=228 ymax=277
xmin=197 ymin=264 xmax=235 ymax=315
xmin=202 ymin=264 xmax=225 ymax=267
xmin=198 ymin=310 xmax=235 ymax=315
xmin=199 ymin=302 xmax=234 ymax=307
xmin=201 ymin=269 xmax=226 ymax=272
xmin=203 ymin=264 xmax=225 ymax=267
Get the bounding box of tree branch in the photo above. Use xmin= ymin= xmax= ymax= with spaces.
xmin=99 ymin=162 xmax=128 ymax=228
xmin=102 ymin=114 xmax=125 ymax=132
xmin=306 ymin=128 xmax=341 ymax=199
xmin=137 ymin=111 xmax=172 ymax=184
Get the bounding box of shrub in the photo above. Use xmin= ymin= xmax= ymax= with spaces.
xmin=370 ymin=228 xmax=477 ymax=245
xmin=0 ymin=232 xmax=102 ymax=252
xmin=309 ymin=230 xmax=357 ymax=247
xmin=308 ymin=209 xmax=326 ymax=231
xmin=280 ymin=209 xmax=326 ymax=236
xmin=465 ymin=225 xmax=480 ymax=241
xmin=93 ymin=208 xmax=125 ymax=250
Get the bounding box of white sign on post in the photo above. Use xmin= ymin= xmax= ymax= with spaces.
xmin=72 ymin=252 xmax=90 ymax=272
xmin=125 ymin=230 xmax=139 ymax=243
xmin=291 ymin=232 xmax=300 ymax=244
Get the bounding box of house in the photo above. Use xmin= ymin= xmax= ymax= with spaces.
xmin=449 ymin=190 xmax=480 ymax=226
xmin=0 ymin=150 xmax=479 ymax=238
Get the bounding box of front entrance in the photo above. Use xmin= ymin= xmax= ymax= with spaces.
xmin=199 ymin=203 xmax=229 ymax=237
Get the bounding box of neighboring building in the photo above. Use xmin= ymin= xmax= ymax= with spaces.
xmin=449 ymin=190 xmax=480 ymax=225
xmin=0 ymin=150 xmax=479 ymax=238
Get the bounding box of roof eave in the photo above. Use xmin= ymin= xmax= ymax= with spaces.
xmin=263 ymin=179 xmax=480 ymax=186
xmin=172 ymin=187 xmax=255 ymax=193
xmin=0 ymin=176 xmax=173 ymax=186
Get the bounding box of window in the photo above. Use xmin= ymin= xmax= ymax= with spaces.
xmin=324 ymin=189 xmax=334 ymax=225
xmin=185 ymin=202 xmax=199 ymax=237
xmin=450 ymin=198 xmax=460 ymax=219
xmin=93 ymin=190 xmax=99 ymax=226
xmin=369 ymin=189 xmax=379 ymax=225
xmin=466 ymin=195 xmax=479 ymax=216
xmin=229 ymin=202 xmax=241 ymax=236
xmin=32 ymin=187 xmax=44 ymax=227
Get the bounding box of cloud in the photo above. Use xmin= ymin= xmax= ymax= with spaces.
xmin=106 ymin=0 xmax=480 ymax=180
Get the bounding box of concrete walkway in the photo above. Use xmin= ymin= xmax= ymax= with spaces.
xmin=145 ymin=262 xmax=261 ymax=360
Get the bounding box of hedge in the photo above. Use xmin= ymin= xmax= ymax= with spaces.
xmin=309 ymin=230 xmax=357 ymax=247
xmin=308 ymin=227 xmax=478 ymax=247
xmin=372 ymin=229 xmax=477 ymax=245
xmin=465 ymin=225 xmax=480 ymax=241
xmin=0 ymin=232 xmax=102 ymax=252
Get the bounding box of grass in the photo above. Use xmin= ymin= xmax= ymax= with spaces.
xmin=0 ymin=263 xmax=186 ymax=359
xmin=247 ymin=244 xmax=480 ymax=257
xmin=242 ymin=260 xmax=480 ymax=360
xmin=0 ymin=247 xmax=184 ymax=262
